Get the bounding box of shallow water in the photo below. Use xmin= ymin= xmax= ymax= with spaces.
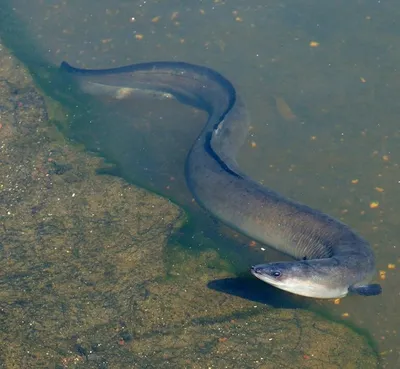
xmin=0 ymin=0 xmax=399 ymax=367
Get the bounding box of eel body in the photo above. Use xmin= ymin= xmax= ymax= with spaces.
xmin=60 ymin=60 xmax=381 ymax=298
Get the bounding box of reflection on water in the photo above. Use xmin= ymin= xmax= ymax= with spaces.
xmin=1 ymin=0 xmax=399 ymax=367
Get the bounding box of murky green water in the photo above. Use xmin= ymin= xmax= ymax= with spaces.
xmin=0 ymin=0 xmax=399 ymax=367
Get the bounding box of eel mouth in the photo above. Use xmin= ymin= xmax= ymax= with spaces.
xmin=251 ymin=265 xmax=281 ymax=278
xmin=251 ymin=266 xmax=264 ymax=276
xmin=250 ymin=265 xmax=279 ymax=283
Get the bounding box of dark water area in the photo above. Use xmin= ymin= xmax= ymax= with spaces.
xmin=0 ymin=0 xmax=399 ymax=367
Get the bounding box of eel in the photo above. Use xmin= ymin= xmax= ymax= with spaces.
xmin=60 ymin=60 xmax=382 ymax=299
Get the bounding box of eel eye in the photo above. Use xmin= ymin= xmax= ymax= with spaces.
xmin=271 ymin=271 xmax=281 ymax=277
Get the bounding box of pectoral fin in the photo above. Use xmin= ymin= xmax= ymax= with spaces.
xmin=349 ymin=284 xmax=382 ymax=296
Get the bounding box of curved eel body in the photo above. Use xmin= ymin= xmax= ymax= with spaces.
xmin=60 ymin=60 xmax=381 ymax=299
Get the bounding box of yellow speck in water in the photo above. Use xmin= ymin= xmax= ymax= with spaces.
xmin=369 ymin=202 xmax=379 ymax=209
xmin=199 ymin=9 xmax=205 ymax=15
xmin=379 ymin=270 xmax=386 ymax=280
xmin=251 ymin=141 xmax=257 ymax=148
xmin=341 ymin=313 xmax=349 ymax=318
xmin=360 ymin=77 xmax=367 ymax=83
xmin=351 ymin=179 xmax=359 ymax=184
xmin=310 ymin=136 xmax=317 ymax=141
xmin=151 ymin=16 xmax=161 ymax=23
xmin=171 ymin=11 xmax=179 ymax=20
xmin=235 ymin=17 xmax=243 ymax=22
xmin=101 ymin=38 xmax=113 ymax=44
xmin=135 ymin=34 xmax=144 ymax=40
xmin=388 ymin=264 xmax=396 ymax=269
xmin=333 ymin=298 xmax=341 ymax=305
xmin=115 ymin=88 xmax=134 ymax=99
xmin=309 ymin=41 xmax=320 ymax=47
xmin=375 ymin=187 xmax=384 ymax=193
xmin=382 ymin=155 xmax=390 ymax=161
